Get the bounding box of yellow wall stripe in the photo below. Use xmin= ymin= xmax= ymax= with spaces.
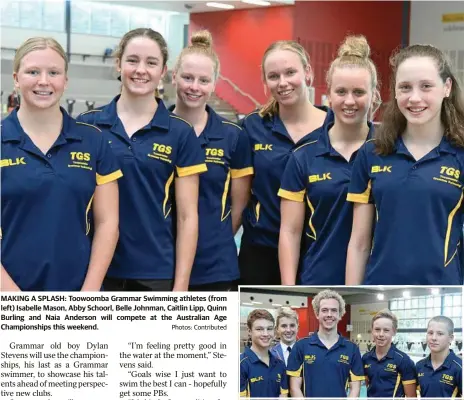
xmin=231 ymin=167 xmax=254 ymax=179
xmin=221 ymin=171 xmax=231 ymax=222
xmin=444 ymin=192 xmax=463 ymax=264
xmin=176 ymin=163 xmax=207 ymax=177
xmin=96 ymin=169 xmax=123 ymax=185
xmin=278 ymin=188 xmax=305 ymax=202
xmin=163 ymin=172 xmax=174 ymax=218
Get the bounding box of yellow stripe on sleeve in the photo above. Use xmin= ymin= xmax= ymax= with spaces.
xmin=176 ymin=163 xmax=207 ymax=177
xmin=278 ymin=188 xmax=305 ymax=202
xmin=349 ymin=371 xmax=365 ymax=382
xmin=287 ymin=365 xmax=303 ymax=377
xmin=96 ymin=169 xmax=123 ymax=185
xmin=402 ymin=379 xmax=416 ymax=385
xmin=451 ymin=386 xmax=458 ymax=398
xmin=231 ymin=167 xmax=254 ymax=179
xmin=280 ymin=388 xmax=289 ymax=395
xmin=347 ymin=179 xmax=372 ymax=203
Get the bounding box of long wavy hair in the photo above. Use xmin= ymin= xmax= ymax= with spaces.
xmin=376 ymin=44 xmax=464 ymax=155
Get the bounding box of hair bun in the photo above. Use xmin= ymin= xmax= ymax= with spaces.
xmin=338 ymin=35 xmax=370 ymax=59
xmin=190 ymin=30 xmax=213 ymax=49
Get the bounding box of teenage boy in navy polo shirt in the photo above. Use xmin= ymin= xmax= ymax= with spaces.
xmin=416 ymin=316 xmax=462 ymax=398
xmin=240 ymin=309 xmax=288 ymax=398
xmin=287 ymin=289 xmax=364 ymax=398
xmin=362 ymin=309 xmax=416 ymax=397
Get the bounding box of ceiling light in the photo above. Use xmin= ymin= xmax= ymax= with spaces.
xmin=272 ymin=303 xmax=282 ymax=307
xmin=206 ymin=2 xmax=235 ymax=9
xmin=242 ymin=302 xmax=254 ymax=306
xmin=377 ymin=293 xmax=385 ymax=300
xmin=402 ymin=291 xmax=411 ymax=299
xmin=251 ymin=301 xmax=263 ymax=305
xmin=241 ymin=0 xmax=271 ymax=5
xmin=431 ymin=288 xmax=440 ymax=295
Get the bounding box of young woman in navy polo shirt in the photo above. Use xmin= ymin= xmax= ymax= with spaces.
xmin=170 ymin=31 xmax=253 ymax=291
xmin=1 ymin=37 xmax=121 ymax=291
xmin=278 ymin=35 xmax=379 ymax=285
xmin=78 ymin=29 xmax=207 ymax=292
xmin=240 ymin=40 xmax=332 ymax=285
xmin=346 ymin=44 xmax=464 ymax=285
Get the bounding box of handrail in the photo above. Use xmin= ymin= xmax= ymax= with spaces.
xmin=218 ymin=74 xmax=261 ymax=108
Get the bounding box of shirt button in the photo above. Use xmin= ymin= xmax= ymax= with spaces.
xmin=132 ymin=137 xmax=137 ymax=142
xmin=47 ymin=153 xmax=52 ymax=158
xmin=128 ymin=146 xmax=132 ymax=150
xmin=412 ymin=166 xmax=417 ymax=170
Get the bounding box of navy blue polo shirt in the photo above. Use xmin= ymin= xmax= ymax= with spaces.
xmin=169 ymin=105 xmax=253 ymax=285
xmin=241 ymin=107 xmax=333 ymax=248
xmin=78 ymin=96 xmax=206 ymax=280
xmin=287 ymin=333 xmax=364 ymax=397
xmin=1 ymin=108 xmax=122 ymax=290
xmin=278 ymin=122 xmax=373 ymax=284
xmin=362 ymin=344 xmax=416 ymax=397
xmin=347 ymin=136 xmax=464 ymax=285
xmin=416 ymin=350 xmax=462 ymax=398
xmin=240 ymin=346 xmax=289 ymax=398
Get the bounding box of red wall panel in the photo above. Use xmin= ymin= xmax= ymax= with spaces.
xmin=190 ymin=6 xmax=294 ymax=114
xmin=294 ymin=1 xmax=406 ymax=109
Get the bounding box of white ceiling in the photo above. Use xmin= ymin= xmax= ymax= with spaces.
xmin=94 ymin=0 xmax=294 ymax=14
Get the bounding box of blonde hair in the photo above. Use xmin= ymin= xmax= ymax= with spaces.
xmin=428 ymin=316 xmax=454 ymax=336
xmin=259 ymin=40 xmax=313 ymax=118
xmin=14 ymin=37 xmax=68 ymax=73
xmin=173 ymin=30 xmax=220 ymax=81
xmin=371 ymin=309 xmax=398 ymax=331
xmin=326 ymin=35 xmax=381 ymax=119
xmin=276 ymin=307 xmax=299 ymax=328
xmin=312 ymin=289 xmax=346 ymax=317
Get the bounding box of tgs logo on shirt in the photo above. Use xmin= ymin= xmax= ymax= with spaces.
xmin=0 ymin=157 xmax=26 ymax=167
xmin=384 ymin=363 xmax=397 ymax=372
xmin=250 ymin=376 xmax=264 ymax=383
xmin=276 ymin=373 xmax=281 ymax=383
xmin=153 ymin=143 xmax=172 ymax=154
xmin=70 ymin=152 xmax=90 ymax=161
xmin=254 ymin=144 xmax=273 ymax=151
xmin=371 ymin=165 xmax=392 ymax=173
xmin=440 ymin=374 xmax=454 ymax=386
xmin=440 ymin=166 xmax=460 ymax=180
xmin=206 ymin=148 xmax=224 ymax=157
xmin=338 ymin=354 xmax=350 ymax=364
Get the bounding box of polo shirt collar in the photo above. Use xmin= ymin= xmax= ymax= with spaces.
xmin=244 ymin=346 xmax=280 ymax=367
xmin=95 ymin=95 xmax=170 ymax=131
xmin=366 ymin=343 xmax=396 ymax=361
xmin=2 ymin=107 xmax=81 ymax=143
xmin=309 ymin=332 xmax=346 ymax=349
xmin=424 ymin=350 xmax=455 ymax=370
xmin=315 ymin=120 xmax=374 ymax=157
xmin=394 ymin=134 xmax=457 ymax=156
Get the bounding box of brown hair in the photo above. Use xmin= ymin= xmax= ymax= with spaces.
xmin=14 ymin=37 xmax=68 ymax=73
xmin=428 ymin=315 xmax=454 ymax=336
xmin=113 ymin=28 xmax=169 ymax=68
xmin=312 ymin=289 xmax=346 ymax=317
xmin=371 ymin=309 xmax=398 ymax=331
xmin=259 ymin=40 xmax=313 ymax=118
xmin=327 ymin=35 xmax=381 ymax=119
xmin=173 ymin=30 xmax=220 ymax=81
xmin=247 ymin=309 xmax=275 ymax=330
xmin=376 ymin=44 xmax=464 ymax=154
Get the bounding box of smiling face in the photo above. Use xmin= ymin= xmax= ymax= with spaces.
xmin=317 ymin=298 xmax=341 ymax=332
xmin=395 ymin=56 xmax=451 ymax=128
xmin=118 ymin=36 xmax=167 ymax=97
xmin=427 ymin=321 xmax=453 ymax=354
xmin=13 ymin=47 xmax=67 ymax=111
xmin=173 ymin=53 xmax=216 ymax=110
xmin=329 ymin=66 xmax=373 ymax=126
xmin=372 ymin=317 xmax=395 ymax=350
xmin=276 ymin=316 xmax=298 ymax=346
xmin=263 ymin=49 xmax=311 ymax=108
xmin=249 ymin=318 xmax=274 ymax=350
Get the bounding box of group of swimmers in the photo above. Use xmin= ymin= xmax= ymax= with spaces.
xmin=1 ymin=26 xmax=464 ymax=291
xmin=240 ymin=290 xmax=462 ymax=398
